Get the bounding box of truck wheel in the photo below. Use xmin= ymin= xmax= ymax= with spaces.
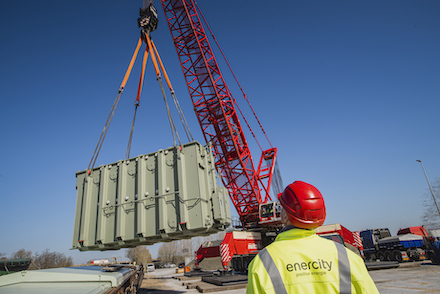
xmin=385 ymin=251 xmax=393 ymax=261
xmin=376 ymin=251 xmax=385 ymax=261
xmin=393 ymin=250 xmax=403 ymax=263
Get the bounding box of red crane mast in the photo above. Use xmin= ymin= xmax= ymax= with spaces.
xmin=161 ymin=0 xmax=278 ymax=227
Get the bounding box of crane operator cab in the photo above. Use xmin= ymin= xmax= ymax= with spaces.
xmin=259 ymin=201 xmax=282 ymax=225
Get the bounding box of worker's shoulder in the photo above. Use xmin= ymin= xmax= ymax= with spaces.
xmin=270 ymin=234 xmax=360 ymax=258
xmin=265 ymin=233 xmax=331 ymax=251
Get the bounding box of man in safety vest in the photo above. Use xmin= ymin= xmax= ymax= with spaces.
xmin=247 ymin=181 xmax=379 ymax=293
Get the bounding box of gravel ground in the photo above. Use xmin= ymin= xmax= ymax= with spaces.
xmin=369 ymin=262 xmax=440 ymax=293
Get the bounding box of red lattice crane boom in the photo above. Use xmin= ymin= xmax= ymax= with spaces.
xmin=161 ymin=0 xmax=279 ymax=227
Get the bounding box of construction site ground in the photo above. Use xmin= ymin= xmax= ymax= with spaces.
xmin=139 ymin=261 xmax=440 ymax=293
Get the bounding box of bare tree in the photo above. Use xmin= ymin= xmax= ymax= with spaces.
xmin=175 ymin=239 xmax=195 ymax=264
xmin=158 ymin=241 xmax=180 ymax=265
xmin=125 ymin=246 xmax=152 ymax=265
xmin=29 ymin=249 xmax=73 ymax=270
xmin=11 ymin=248 xmax=32 ymax=259
xmin=0 ymin=253 xmax=7 ymax=260
xmin=421 ymin=177 xmax=440 ymax=230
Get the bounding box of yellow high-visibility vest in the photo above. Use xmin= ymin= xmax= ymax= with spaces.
xmin=247 ymin=228 xmax=379 ymax=294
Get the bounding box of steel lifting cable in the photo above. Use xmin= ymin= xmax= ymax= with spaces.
xmin=125 ymin=32 xmax=187 ymax=159
xmin=151 ymin=40 xmax=194 ymax=142
xmin=126 ymin=33 xmax=193 ymax=158
xmin=126 ymin=102 xmax=139 ymax=160
xmin=126 ymin=43 xmax=150 ymax=160
xmin=88 ymin=38 xmax=143 ymax=171
xmin=144 ymin=32 xmax=182 ymax=147
xmin=89 ymin=30 xmax=193 ymax=168
xmin=88 ymin=91 xmax=122 ymax=171
xmin=195 ymin=0 xmax=273 ymax=149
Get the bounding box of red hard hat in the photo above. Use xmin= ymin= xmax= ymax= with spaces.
xmin=278 ymin=181 xmax=326 ymax=229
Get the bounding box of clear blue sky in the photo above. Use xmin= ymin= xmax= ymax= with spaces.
xmin=1 ymin=0 xmax=439 ymax=264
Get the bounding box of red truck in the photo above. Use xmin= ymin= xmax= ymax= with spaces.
xmin=315 ymin=223 xmax=364 ymax=257
xmin=397 ymin=226 xmax=436 ymax=261
xmin=398 ymin=226 xmax=431 ymax=239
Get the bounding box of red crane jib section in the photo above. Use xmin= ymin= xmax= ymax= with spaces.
xmin=161 ymin=0 xmax=276 ymax=226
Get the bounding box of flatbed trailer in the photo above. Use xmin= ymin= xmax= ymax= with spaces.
xmin=0 ymin=258 xmax=32 ymax=275
xmin=0 ymin=264 xmax=144 ymax=294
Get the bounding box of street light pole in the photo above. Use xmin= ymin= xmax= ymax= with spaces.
xmin=416 ymin=160 xmax=440 ymax=217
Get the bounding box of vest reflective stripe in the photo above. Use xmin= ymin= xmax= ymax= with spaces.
xmin=259 ymin=243 xmax=352 ymax=294
xmin=259 ymin=248 xmax=288 ymax=294
xmin=336 ymin=243 xmax=351 ymax=294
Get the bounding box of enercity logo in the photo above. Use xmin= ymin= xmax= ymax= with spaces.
xmin=286 ymin=259 xmax=333 ymax=278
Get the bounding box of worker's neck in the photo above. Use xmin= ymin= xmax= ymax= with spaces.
xmin=280 ymin=225 xmax=296 ymax=233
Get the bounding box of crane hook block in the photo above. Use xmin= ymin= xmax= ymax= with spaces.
xmin=138 ymin=3 xmax=158 ymax=34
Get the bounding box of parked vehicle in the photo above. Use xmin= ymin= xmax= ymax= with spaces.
xmin=146 ymin=263 xmax=155 ymax=272
xmin=0 ymin=258 xmax=32 ymax=275
xmin=397 ymin=226 xmax=437 ymax=261
xmin=315 ymin=223 xmax=364 ymax=257
xmin=397 ymin=226 xmax=431 ymax=238
xmin=164 ymin=263 xmax=176 ymax=268
xmin=91 ymin=259 xmax=110 ymax=265
xmin=360 ymin=228 xmax=434 ymax=262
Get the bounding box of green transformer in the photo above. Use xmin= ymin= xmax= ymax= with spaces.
xmin=72 ymin=141 xmax=231 ymax=251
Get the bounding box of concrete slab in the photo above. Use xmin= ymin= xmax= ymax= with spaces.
xmin=140 ymin=264 xmax=440 ymax=293
xmin=369 ymin=263 xmax=440 ymax=293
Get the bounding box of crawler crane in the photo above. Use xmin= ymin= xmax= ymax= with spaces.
xmin=159 ymin=0 xmax=283 ymax=271
xmin=157 ymin=1 xmax=365 ymax=272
